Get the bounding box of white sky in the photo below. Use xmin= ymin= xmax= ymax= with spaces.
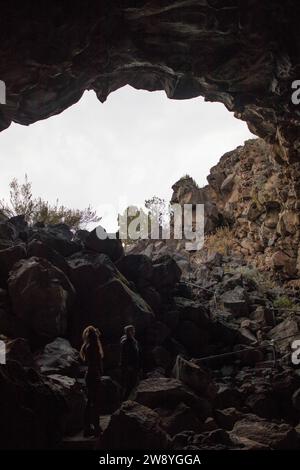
xmin=0 ymin=86 xmax=254 ymax=231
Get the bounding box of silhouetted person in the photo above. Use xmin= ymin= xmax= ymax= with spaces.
xmin=120 ymin=325 xmax=140 ymax=399
xmin=80 ymin=326 xmax=104 ymax=437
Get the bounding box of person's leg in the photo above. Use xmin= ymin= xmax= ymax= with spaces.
xmin=83 ymin=398 xmax=93 ymax=437
xmin=124 ymin=367 xmax=138 ymax=399
xmin=92 ymin=379 xmax=102 ymax=436
xmin=121 ymin=366 xmax=129 ymax=400
xmin=131 ymin=368 xmax=139 ymax=391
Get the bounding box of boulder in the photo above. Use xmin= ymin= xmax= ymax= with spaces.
xmin=250 ymin=305 xmax=274 ymax=326
xmin=245 ymin=388 xmax=279 ymax=420
xmin=151 ymin=255 xmax=181 ymax=290
xmin=246 ymin=201 xmax=264 ymax=222
xmin=8 ymin=215 xmax=28 ymax=235
xmin=35 ymin=337 xmax=80 ymax=377
xmin=99 ymin=400 xmax=169 ymax=450
xmin=220 ymin=286 xmax=249 ymax=316
xmin=172 ymin=355 xmax=217 ymax=400
xmin=278 ymin=211 xmax=300 ymax=236
xmin=272 ymin=251 xmax=297 ymax=277
xmin=0 ymin=211 xmax=7 ymax=222
xmin=73 ymin=229 xmax=89 ymax=244
xmin=28 ymin=240 xmax=69 ymax=276
xmin=170 ymin=431 xmax=195 ymax=450
xmin=221 ymin=173 xmax=235 ymax=193
xmin=116 ymin=254 xmax=153 ymax=287
xmin=162 ymin=309 xmax=180 ymax=331
xmin=46 ymin=374 xmax=85 ymax=436
xmin=0 ymin=288 xmax=8 ymax=305
xmin=0 ymin=308 xmax=27 ymax=338
xmin=4 ymin=337 xmax=34 ymax=367
xmin=214 ymin=385 xmax=243 ymax=410
xmin=84 ymin=226 xmax=124 ymax=262
xmin=91 ymin=278 xmax=154 ymax=339
xmin=204 ymin=202 xmax=221 ymax=234
xmin=206 ymin=252 xmax=223 ymax=267
xmin=138 ymin=285 xmax=162 ymax=314
xmin=174 ymin=297 xmax=210 ymax=327
xmin=214 ymin=408 xmax=243 ymax=430
xmin=238 ymin=327 xmax=258 ymax=345
xmin=29 ymin=224 xmax=80 ymax=257
xmin=147 ymin=320 xmax=170 ymax=346
xmin=0 ymin=220 xmax=18 ymax=241
xmin=0 ymin=239 xmax=13 ymax=250
xmin=0 ymin=244 xmax=26 ymax=285
xmin=133 ymin=377 xmax=212 ymax=420
xmin=209 ymin=319 xmax=241 ymax=351
xmin=68 ymin=251 xmax=123 ymax=294
xmin=151 ymin=345 xmax=173 ymax=370
xmin=202 ymin=417 xmax=219 ymax=432
xmin=222 ymin=273 xmax=244 ymax=290
xmin=8 ymin=257 xmax=75 ymax=341
xmin=268 ymin=317 xmax=300 ymax=353
xmin=160 ymin=403 xmax=202 ymax=436
xmin=97 ymin=376 xmax=122 ymax=414
xmin=175 ymin=320 xmax=210 ymax=356
xmin=237 ymin=344 xmax=264 ymax=365
xmin=0 ymin=360 xmax=66 ymax=449
xmin=292 ymin=388 xmax=300 ymax=412
xmin=231 ymin=414 xmax=299 ymax=449
xmin=201 ymin=428 xmax=232 ymax=447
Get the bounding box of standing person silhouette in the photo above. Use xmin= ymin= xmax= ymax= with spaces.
xmin=120 ymin=325 xmax=141 ymax=399
xmin=80 ymin=326 xmax=104 ymax=437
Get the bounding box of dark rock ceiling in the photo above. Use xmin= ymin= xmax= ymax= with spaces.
xmin=0 ymin=1 xmax=299 ymax=160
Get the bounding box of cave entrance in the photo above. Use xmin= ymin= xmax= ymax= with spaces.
xmin=0 ymin=85 xmax=254 ymax=233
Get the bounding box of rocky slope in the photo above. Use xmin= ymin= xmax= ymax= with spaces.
xmin=0 ymin=208 xmax=300 ymax=450
xmin=170 ymin=138 xmax=300 ymax=284
xmin=133 ymin=138 xmax=300 ymax=284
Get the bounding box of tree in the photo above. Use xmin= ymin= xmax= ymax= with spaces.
xmin=144 ymin=196 xmax=172 ymax=233
xmin=0 ymin=174 xmax=101 ymax=230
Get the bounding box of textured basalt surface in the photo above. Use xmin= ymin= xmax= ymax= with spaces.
xmin=171 ymin=139 xmax=300 ymax=281
xmin=0 ymin=1 xmax=300 ymax=160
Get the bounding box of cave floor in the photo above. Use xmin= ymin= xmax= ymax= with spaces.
xmin=60 ymin=415 xmax=111 ymax=450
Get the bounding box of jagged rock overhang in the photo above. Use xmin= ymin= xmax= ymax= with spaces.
xmin=0 ymin=1 xmax=299 ymax=160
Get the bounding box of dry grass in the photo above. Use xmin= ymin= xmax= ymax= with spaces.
xmin=205 ymin=226 xmax=235 ymax=256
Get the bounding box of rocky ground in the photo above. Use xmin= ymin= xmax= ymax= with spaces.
xmin=1 ymin=187 xmax=300 ymax=450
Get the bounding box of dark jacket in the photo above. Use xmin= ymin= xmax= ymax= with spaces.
xmin=120 ymin=335 xmax=140 ymax=369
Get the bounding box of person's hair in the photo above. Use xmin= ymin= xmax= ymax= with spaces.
xmin=124 ymin=324 xmax=135 ymax=336
xmin=80 ymin=325 xmax=104 ymax=361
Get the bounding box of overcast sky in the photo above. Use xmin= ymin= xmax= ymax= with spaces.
xmin=0 ymin=86 xmax=254 ymax=231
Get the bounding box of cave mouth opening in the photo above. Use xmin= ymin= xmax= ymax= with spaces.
xmin=0 ymin=85 xmax=254 ymax=233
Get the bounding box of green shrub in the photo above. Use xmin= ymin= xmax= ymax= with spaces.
xmin=273 ymin=296 xmax=296 ymax=310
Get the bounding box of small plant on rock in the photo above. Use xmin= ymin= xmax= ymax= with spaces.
xmin=273 ymin=295 xmax=297 ymax=311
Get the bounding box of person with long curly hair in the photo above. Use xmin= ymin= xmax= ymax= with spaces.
xmin=80 ymin=325 xmax=104 ymax=437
